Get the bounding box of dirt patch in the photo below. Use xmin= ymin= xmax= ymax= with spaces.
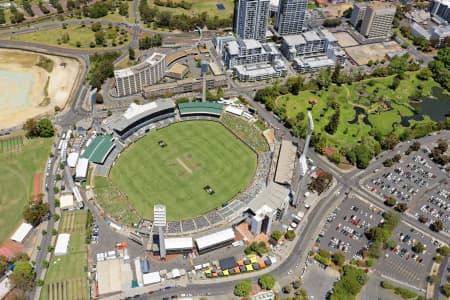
xmin=344 ymin=41 xmax=402 ymax=65
xmin=0 ymin=49 xmax=81 ymax=129
xmin=176 ymin=157 xmax=193 ymax=174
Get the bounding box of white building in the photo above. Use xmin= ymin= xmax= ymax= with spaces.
xmin=280 ymin=29 xmax=345 ymax=72
xmin=223 ymin=39 xmax=287 ymax=81
xmin=234 ymin=0 xmax=270 ymax=41
xmin=54 ymin=233 xmax=70 ymax=256
xmin=75 ymin=158 xmax=89 ymax=182
xmin=114 ymin=53 xmax=166 ymax=97
xmin=10 ymin=223 xmax=33 ymax=243
xmin=60 ymin=194 xmax=75 ymax=210
xmin=67 ymin=152 xmax=79 ymax=168
xmin=350 ymin=2 xmax=395 ymax=38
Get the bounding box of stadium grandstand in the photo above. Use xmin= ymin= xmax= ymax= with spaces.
xmin=194 ymin=227 xmax=235 ymax=253
xmin=274 ymin=140 xmax=297 ymax=186
xmin=178 ymin=102 xmax=224 ymax=118
xmin=103 ymin=99 xmax=176 ymax=139
xmin=81 ymin=135 xmax=116 ymax=164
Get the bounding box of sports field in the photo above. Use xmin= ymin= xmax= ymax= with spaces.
xmin=108 ymin=121 xmax=257 ymax=221
xmin=40 ymin=211 xmax=89 ymax=300
xmin=0 ymin=136 xmax=52 ymax=243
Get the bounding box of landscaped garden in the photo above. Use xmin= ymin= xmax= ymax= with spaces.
xmin=255 ymin=53 xmax=450 ymax=168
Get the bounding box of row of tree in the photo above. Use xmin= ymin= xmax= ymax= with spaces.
xmin=139 ymin=0 xmax=231 ymax=31
xmin=154 ymin=0 xmax=192 ymax=10
xmin=139 ymin=34 xmax=162 ymax=49
xmin=429 ymin=48 xmax=450 ymax=92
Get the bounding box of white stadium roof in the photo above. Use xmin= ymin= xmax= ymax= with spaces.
xmin=75 ymin=158 xmax=89 ymax=179
xmin=54 ymin=233 xmax=70 ymax=256
xmin=195 ymin=228 xmax=235 ymax=251
xmin=10 ymin=223 xmax=33 ymax=243
xmin=165 ymin=238 xmax=193 ymax=251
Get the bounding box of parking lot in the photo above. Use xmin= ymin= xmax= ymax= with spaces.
xmin=317 ymin=197 xmax=384 ymax=260
xmin=364 ymin=151 xmax=449 ymax=234
xmin=375 ymin=222 xmax=437 ymax=289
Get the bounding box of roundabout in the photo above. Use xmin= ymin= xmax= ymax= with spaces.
xmin=107 ymin=120 xmax=257 ymax=221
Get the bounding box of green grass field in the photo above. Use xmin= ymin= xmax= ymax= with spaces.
xmin=2 ymin=24 xmax=130 ymax=49
xmin=40 ymin=211 xmax=89 ymax=300
xmin=0 ymin=137 xmax=52 ymax=243
xmin=147 ymin=0 xmax=234 ymax=17
xmin=107 ymin=121 xmax=257 ymax=221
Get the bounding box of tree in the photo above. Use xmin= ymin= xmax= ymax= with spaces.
xmin=395 ymin=202 xmax=408 ymax=213
xmin=381 ymin=133 xmax=399 ymax=150
xmin=283 ymin=284 xmax=292 ymax=294
xmin=437 ymin=246 xmax=450 ymax=256
xmin=409 ymin=141 xmax=421 ymax=151
xmin=128 ymin=47 xmax=135 ymax=60
xmin=293 ymin=280 xmax=302 ymax=289
xmin=37 ymin=118 xmax=54 ymax=137
xmin=435 ymin=255 xmax=445 ymax=263
xmin=354 ymin=144 xmax=372 ymax=169
xmin=332 ymin=64 xmax=342 ymax=84
xmin=323 ymin=18 xmax=341 ymax=27
xmin=442 ymin=283 xmax=450 ymax=297
xmin=418 ymin=215 xmax=428 ymax=223
xmin=309 ymin=171 xmax=333 ymax=195
xmin=23 ymin=118 xmax=39 ymax=137
xmin=0 ymin=255 xmax=8 ymax=274
xmin=95 ymin=30 xmax=105 ymax=45
xmin=96 ymin=92 xmax=104 ymax=104
xmin=23 ymin=201 xmax=50 ymax=226
xmin=91 ymin=22 xmax=102 ymax=32
xmin=384 ymin=197 xmax=396 ymax=207
xmin=271 ymin=230 xmax=282 ymax=241
xmin=392 ymin=154 xmax=401 ymax=163
xmin=285 ymin=230 xmax=296 ymax=241
xmin=118 ymin=2 xmax=129 ymax=16
xmin=428 ymin=274 xmax=439 ymax=284
xmin=430 ymin=219 xmax=444 ymax=232
xmin=9 ymin=260 xmax=34 ymax=292
xmin=259 ymin=274 xmax=276 ymax=289
xmin=234 ymin=280 xmax=252 ymax=297
xmin=331 ymin=252 xmax=345 ymax=266
xmin=413 ymin=242 xmax=425 ymax=254
xmin=383 ymin=158 xmax=393 ymax=167
xmin=417 ymin=68 xmax=432 ymax=80
xmin=342 ymin=7 xmax=352 ymax=18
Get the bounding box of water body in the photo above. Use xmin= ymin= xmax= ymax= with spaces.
xmin=348 ymin=106 xmax=370 ymax=126
xmin=0 ymin=70 xmax=33 ymax=114
xmin=411 ymin=87 xmax=450 ymax=123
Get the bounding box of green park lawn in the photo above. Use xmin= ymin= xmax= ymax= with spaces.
xmin=276 ymin=72 xmax=445 ymax=150
xmin=107 ymin=121 xmax=257 ymax=221
xmin=2 ymin=24 xmax=131 ymax=49
xmin=0 ymin=137 xmax=52 ymax=243
xmin=40 ymin=211 xmax=89 ymax=300
xmin=147 ymin=0 xmax=234 ymax=18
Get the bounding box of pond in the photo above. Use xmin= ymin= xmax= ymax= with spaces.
xmin=411 ymin=87 xmax=450 ymax=123
xmin=348 ymin=106 xmax=370 ymax=126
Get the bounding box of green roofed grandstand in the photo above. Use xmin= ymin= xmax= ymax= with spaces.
xmin=82 ymin=135 xmax=115 ymax=164
xmin=178 ymin=102 xmax=224 ymax=117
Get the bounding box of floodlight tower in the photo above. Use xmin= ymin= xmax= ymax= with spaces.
xmin=299 ymin=110 xmax=314 ymax=176
xmin=201 ymin=60 xmax=208 ymax=102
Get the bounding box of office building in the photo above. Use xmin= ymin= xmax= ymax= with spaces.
xmin=430 ymin=0 xmax=450 ymax=23
xmin=275 ymin=0 xmax=308 ymax=35
xmin=431 ymin=25 xmax=450 ymax=47
xmin=114 ymin=53 xmax=166 ymax=97
xmin=234 ymin=0 xmax=270 ymax=41
xmin=359 ymin=3 xmax=396 ymax=38
xmin=350 ymin=2 xmax=367 ymax=27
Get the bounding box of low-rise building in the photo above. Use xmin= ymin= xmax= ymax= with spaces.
xmin=166 ymin=63 xmax=189 ymax=80
xmin=143 ymin=75 xmax=228 ymax=98
xmin=410 ymin=22 xmax=432 ymax=40
xmin=280 ymin=29 xmax=345 ymax=72
xmin=223 ymin=39 xmax=287 ymax=81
